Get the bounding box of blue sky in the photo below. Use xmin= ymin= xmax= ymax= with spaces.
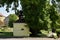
xmin=0 ymin=1 xmax=22 ymax=17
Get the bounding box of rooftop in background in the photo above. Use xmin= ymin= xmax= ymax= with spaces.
xmin=0 ymin=13 xmax=5 ymax=17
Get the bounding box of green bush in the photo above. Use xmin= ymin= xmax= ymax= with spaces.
xmin=8 ymin=14 xmax=18 ymax=27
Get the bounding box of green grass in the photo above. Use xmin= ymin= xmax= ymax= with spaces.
xmin=0 ymin=27 xmax=13 ymax=37
xmin=0 ymin=32 xmax=13 ymax=37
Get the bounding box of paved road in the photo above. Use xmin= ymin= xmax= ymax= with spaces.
xmin=0 ymin=38 xmax=59 ymax=40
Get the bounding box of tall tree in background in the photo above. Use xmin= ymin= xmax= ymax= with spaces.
xmin=44 ymin=0 xmax=59 ymax=33
xmin=20 ymin=0 xmax=47 ymax=36
xmin=47 ymin=0 xmax=59 ymax=32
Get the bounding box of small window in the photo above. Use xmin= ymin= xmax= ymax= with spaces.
xmin=21 ymin=28 xmax=24 ymax=30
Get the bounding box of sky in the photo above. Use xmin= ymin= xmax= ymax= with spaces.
xmin=0 ymin=0 xmax=57 ymax=17
xmin=0 ymin=1 xmax=22 ymax=17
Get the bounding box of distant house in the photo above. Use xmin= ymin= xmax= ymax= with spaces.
xmin=0 ymin=14 xmax=5 ymax=26
xmin=4 ymin=16 xmax=9 ymax=26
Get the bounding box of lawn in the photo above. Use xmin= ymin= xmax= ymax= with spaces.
xmin=0 ymin=27 xmax=13 ymax=37
xmin=0 ymin=32 xmax=13 ymax=37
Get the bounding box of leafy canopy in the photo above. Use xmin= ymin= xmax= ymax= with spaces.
xmin=9 ymin=14 xmax=19 ymax=22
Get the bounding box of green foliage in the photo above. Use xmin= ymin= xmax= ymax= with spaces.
xmin=9 ymin=14 xmax=18 ymax=22
xmin=0 ymin=0 xmax=60 ymax=37
xmin=8 ymin=21 xmax=13 ymax=27
xmin=56 ymin=0 xmax=60 ymax=2
xmin=56 ymin=15 xmax=60 ymax=32
xmin=9 ymin=14 xmax=18 ymax=27
xmin=20 ymin=0 xmax=48 ymax=34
